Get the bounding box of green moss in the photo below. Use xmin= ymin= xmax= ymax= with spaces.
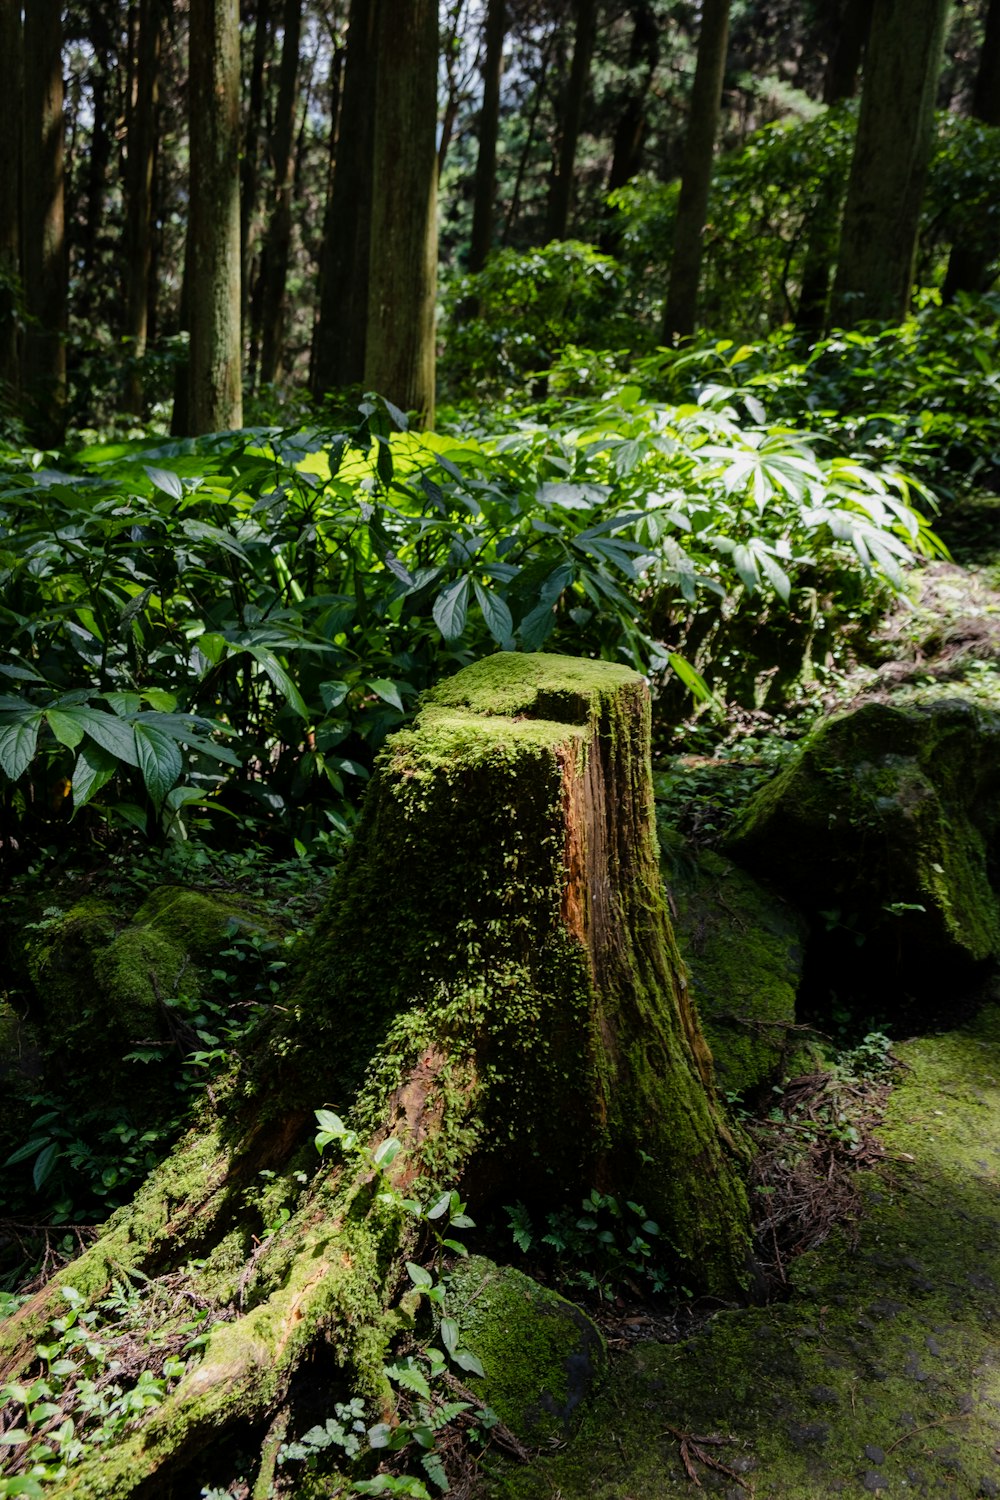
xmin=292 ymin=653 xmax=751 ymax=1296
xmin=729 ymin=697 xmax=1000 ymax=987
xmin=476 ymin=1005 xmax=1000 ymax=1498
xmin=448 ymin=1255 xmax=606 ymax=1443
xmin=665 ymin=845 xmax=806 ymax=1096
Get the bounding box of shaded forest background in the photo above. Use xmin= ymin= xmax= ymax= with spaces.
xmin=1 ymin=0 xmax=997 ymax=442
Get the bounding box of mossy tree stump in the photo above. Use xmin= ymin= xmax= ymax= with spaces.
xmin=0 ymin=655 xmax=751 ymax=1496
xmin=295 ymin=653 xmax=751 ymax=1281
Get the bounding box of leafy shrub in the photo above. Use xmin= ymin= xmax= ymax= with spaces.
xmin=0 ymin=388 xmax=940 ymax=865
xmin=439 ymin=241 xmax=631 ymax=399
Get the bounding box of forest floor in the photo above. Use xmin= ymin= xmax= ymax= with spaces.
xmin=474 ymin=495 xmax=1000 ymax=1500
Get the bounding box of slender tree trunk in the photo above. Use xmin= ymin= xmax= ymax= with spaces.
xmin=257 ymin=0 xmax=301 ymax=387
xmin=830 ymin=0 xmax=950 ymax=327
xmin=942 ymin=0 xmax=1000 ymax=300
xmin=187 ymin=0 xmax=243 ymax=433
xmin=0 ymin=0 xmax=22 ymax=402
xmin=22 ymin=0 xmax=67 ymax=446
xmin=364 ymin=0 xmax=437 ymax=427
xmin=240 ymin=0 xmax=271 ymax=347
xmin=545 ymin=0 xmax=598 ymax=242
xmin=662 ymin=0 xmax=730 ymax=343
xmin=468 ymin=0 xmax=505 ymax=275
xmin=607 ymin=0 xmax=659 ymax=194
xmin=310 ymin=0 xmax=377 ymax=396
xmin=124 ymin=0 xmax=162 ymax=415
xmin=795 ymin=0 xmax=873 ymax=332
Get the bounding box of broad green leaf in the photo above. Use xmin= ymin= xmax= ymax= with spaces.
xmin=0 ymin=715 xmax=41 ymax=780
xmin=452 ymin=1348 xmax=485 ymax=1378
xmin=473 ymin=580 xmax=514 ymax=647
xmin=372 ymin=1137 xmax=401 ymax=1168
xmin=144 ymin=465 xmax=184 ymax=501
xmin=71 ymin=740 xmax=119 ymax=811
xmin=440 ymin=1317 xmax=459 ymax=1355
xmin=426 ymin=1192 xmax=451 ymax=1220
xmin=46 ymin=707 xmax=86 ymax=750
xmin=406 ymin=1262 xmax=433 ymax=1289
xmin=134 ymin=723 xmax=183 ymax=811
xmin=70 ymin=706 xmax=140 ymax=767
xmin=197 ymin=632 xmax=227 ymax=666
xmin=33 ymin=1141 xmax=59 ymax=1191
xmin=367 ymin=678 xmax=405 ymax=713
xmin=241 ymin=646 xmax=309 ymax=720
xmin=432 ymin=576 xmax=470 ymax=642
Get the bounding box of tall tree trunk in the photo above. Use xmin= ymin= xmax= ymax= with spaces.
xmin=0 ymin=656 xmax=752 ymax=1498
xmin=468 ymin=0 xmax=505 ymax=275
xmin=187 ymin=0 xmax=243 ymax=433
xmin=662 ymin=0 xmax=730 ymax=343
xmin=257 ymin=0 xmax=302 ymax=387
xmin=22 ymin=0 xmax=67 ymax=446
xmin=607 ymin=0 xmax=659 ymax=194
xmin=240 ymin=0 xmax=271 ymax=348
xmin=310 ymin=0 xmax=377 ymax=396
xmin=830 ymin=0 xmax=950 ymax=327
xmin=124 ymin=0 xmax=162 ymax=415
xmin=0 ymin=0 xmax=22 ymax=402
xmin=795 ymin=0 xmax=873 ymax=333
xmin=364 ymin=0 xmax=437 ymax=427
xmin=942 ymin=0 xmax=1000 ymax=300
xmin=545 ymin=0 xmax=598 ymax=243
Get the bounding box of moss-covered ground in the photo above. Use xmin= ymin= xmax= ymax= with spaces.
xmin=476 ymin=1003 xmax=1000 ymax=1499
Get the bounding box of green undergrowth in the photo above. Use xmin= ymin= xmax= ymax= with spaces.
xmin=475 ymin=1004 xmax=1000 ymax=1499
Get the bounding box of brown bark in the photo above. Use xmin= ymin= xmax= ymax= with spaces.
xmin=830 ymin=0 xmax=950 ymax=327
xmin=364 ymin=0 xmax=437 ymax=426
xmin=0 ymin=0 xmax=22 ymax=401
xmin=607 ymin=0 xmax=659 ymax=194
xmin=240 ymin=0 xmax=271 ymax=347
xmin=124 ymin=0 xmax=162 ymax=415
xmin=310 ymin=0 xmax=378 ymax=396
xmin=187 ymin=0 xmax=243 ymax=432
xmin=468 ymin=0 xmax=505 ymax=275
xmin=546 ymin=0 xmax=599 ymax=242
xmin=796 ymin=0 xmax=873 ymax=333
xmin=22 ymin=0 xmax=67 ymax=446
xmin=942 ymin=0 xmax=1000 ymax=300
xmin=257 ymin=0 xmax=302 ymax=386
xmin=662 ymin=0 xmax=730 ymax=343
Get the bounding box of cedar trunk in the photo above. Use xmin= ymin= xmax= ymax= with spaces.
xmin=364 ymin=0 xmax=437 ymax=426
xmin=468 ymin=0 xmax=506 ymax=275
xmin=0 ymin=0 xmax=21 ymax=400
xmin=257 ymin=0 xmax=302 ymax=387
xmin=830 ymin=0 xmax=950 ymax=327
xmin=187 ymin=0 xmax=243 ymax=433
xmin=124 ymin=0 xmax=162 ymax=415
xmin=545 ymin=0 xmax=598 ymax=243
xmin=941 ymin=0 xmax=1000 ymax=300
xmin=22 ymin=0 xmax=67 ymax=446
xmin=662 ymin=0 xmax=730 ymax=344
xmin=0 ymin=655 xmax=752 ymax=1496
xmin=310 ymin=0 xmax=377 ymax=395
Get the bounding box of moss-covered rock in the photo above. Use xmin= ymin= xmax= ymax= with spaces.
xmin=448 ymin=1255 xmax=605 ymax=1443
xmin=665 ymin=845 xmax=807 ymax=1097
xmin=727 ymin=696 xmax=1000 ymax=1015
xmin=475 ymin=1003 xmax=1000 ymax=1498
xmin=24 ymin=886 xmax=273 ymax=1106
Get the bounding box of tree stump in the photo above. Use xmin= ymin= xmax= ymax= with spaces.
xmin=0 ymin=654 xmax=751 ymax=1496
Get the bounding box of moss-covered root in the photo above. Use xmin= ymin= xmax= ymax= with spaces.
xmin=296 ymin=653 xmax=752 ymax=1296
